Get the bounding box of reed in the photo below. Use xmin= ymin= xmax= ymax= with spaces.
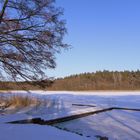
xmin=0 ymin=95 xmax=41 ymax=109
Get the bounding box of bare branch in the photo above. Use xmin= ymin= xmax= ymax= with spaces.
xmin=0 ymin=0 xmax=8 ymax=24
xmin=0 ymin=0 xmax=68 ymax=81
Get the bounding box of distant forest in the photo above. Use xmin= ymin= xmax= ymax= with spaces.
xmin=48 ymin=70 xmax=140 ymax=90
xmin=0 ymin=70 xmax=140 ymax=90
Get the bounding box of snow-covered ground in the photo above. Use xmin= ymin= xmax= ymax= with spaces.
xmin=0 ymin=91 xmax=140 ymax=140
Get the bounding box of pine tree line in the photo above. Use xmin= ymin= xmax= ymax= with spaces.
xmin=48 ymin=70 xmax=140 ymax=90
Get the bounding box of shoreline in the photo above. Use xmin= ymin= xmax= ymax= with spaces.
xmin=0 ymin=90 xmax=140 ymax=96
xmin=0 ymin=89 xmax=140 ymax=92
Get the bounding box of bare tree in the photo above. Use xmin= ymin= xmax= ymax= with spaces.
xmin=0 ymin=0 xmax=68 ymax=81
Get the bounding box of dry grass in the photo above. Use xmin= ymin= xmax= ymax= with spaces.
xmin=0 ymin=95 xmax=42 ymax=109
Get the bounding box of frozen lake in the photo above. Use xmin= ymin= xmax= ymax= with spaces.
xmin=0 ymin=91 xmax=140 ymax=140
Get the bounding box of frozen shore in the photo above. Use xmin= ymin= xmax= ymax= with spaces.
xmin=1 ymin=90 xmax=140 ymax=96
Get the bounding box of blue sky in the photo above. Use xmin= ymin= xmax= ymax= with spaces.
xmin=47 ymin=0 xmax=140 ymax=78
